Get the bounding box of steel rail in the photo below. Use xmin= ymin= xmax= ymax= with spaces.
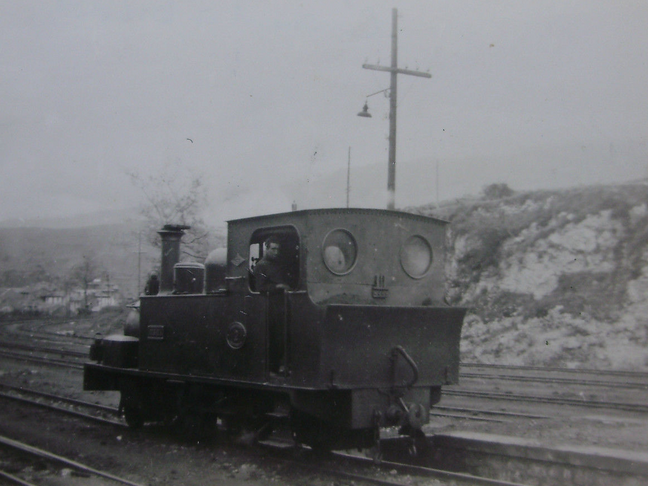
xmin=0 ymin=435 xmax=143 ymax=486
xmin=257 ymin=439 xmax=534 ymax=486
xmin=429 ymin=410 xmax=507 ymax=422
xmin=0 ymin=341 xmax=87 ymax=359
xmin=0 ymin=391 xmax=122 ymax=427
xmin=461 ymin=371 xmax=648 ymax=389
xmin=0 ymin=383 xmax=117 ymax=414
xmin=35 ymin=331 xmax=95 ymax=342
xmin=1 ymin=327 xmax=95 ymax=342
xmin=445 ymin=388 xmax=648 ymax=413
xmin=433 ymin=405 xmax=549 ymax=420
xmin=0 ymin=470 xmax=39 ymax=486
xmin=0 ymin=349 xmax=83 ymax=370
xmin=461 ymin=362 xmax=648 ymax=379
xmin=0 ymin=318 xmax=97 ymax=343
xmin=334 ymin=450 xmax=533 ymax=486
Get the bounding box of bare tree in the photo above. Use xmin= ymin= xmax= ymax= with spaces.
xmin=127 ymin=163 xmax=211 ymax=261
xmin=69 ymin=254 xmax=102 ymax=312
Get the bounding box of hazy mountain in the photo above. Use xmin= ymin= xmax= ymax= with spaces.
xmin=0 ymin=222 xmax=155 ymax=298
xmin=0 ymin=214 xmax=226 ymax=299
xmin=284 ymin=140 xmax=648 ymax=210
xmin=0 ymin=208 xmax=143 ymax=229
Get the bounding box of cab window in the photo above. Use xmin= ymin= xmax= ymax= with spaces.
xmin=322 ymin=228 xmax=357 ymax=275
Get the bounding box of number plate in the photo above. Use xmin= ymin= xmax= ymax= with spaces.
xmin=147 ymin=325 xmax=165 ymax=340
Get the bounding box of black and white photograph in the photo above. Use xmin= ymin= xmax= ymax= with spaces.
xmin=1 ymin=1 xmax=647 ymax=484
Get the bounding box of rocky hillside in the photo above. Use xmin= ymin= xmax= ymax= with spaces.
xmin=414 ymin=181 xmax=648 ymax=371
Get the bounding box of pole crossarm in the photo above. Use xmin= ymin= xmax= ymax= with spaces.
xmin=360 ymin=8 xmax=431 ymax=210
xmin=362 ymin=63 xmax=432 ymax=79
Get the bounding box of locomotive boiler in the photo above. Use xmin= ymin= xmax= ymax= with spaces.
xmin=84 ymin=208 xmax=466 ymax=452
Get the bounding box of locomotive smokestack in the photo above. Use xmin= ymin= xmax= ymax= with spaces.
xmin=157 ymin=224 xmax=190 ymax=293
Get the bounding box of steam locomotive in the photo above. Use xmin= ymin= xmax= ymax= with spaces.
xmin=84 ymin=208 xmax=465 ymax=452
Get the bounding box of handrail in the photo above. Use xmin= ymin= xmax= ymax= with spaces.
xmin=391 ymin=345 xmax=419 ymax=389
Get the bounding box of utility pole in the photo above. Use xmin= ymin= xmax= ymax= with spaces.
xmin=347 ymin=146 xmax=351 ymax=208
xmin=362 ymin=8 xmax=431 ymax=210
xmin=137 ymin=230 xmax=142 ymax=296
xmin=437 ymin=160 xmax=440 ymax=205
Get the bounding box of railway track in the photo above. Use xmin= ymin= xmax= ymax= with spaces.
xmin=0 ymin=348 xmax=84 ymax=370
xmin=461 ymin=371 xmax=648 ymax=390
xmin=461 ymin=363 xmax=648 ymax=390
xmin=0 ymin=383 xmax=118 ymax=415
xmin=445 ymin=388 xmax=648 ymax=413
xmin=259 ymin=441 xmax=536 ymax=486
xmin=462 ymin=362 xmax=648 ymax=380
xmin=0 ymin=435 xmax=143 ymax=486
xmin=0 ymin=387 xmax=537 ymax=486
xmin=0 ymin=340 xmax=88 ymax=359
xmin=0 ymin=386 xmax=121 ymax=428
xmin=1 ymin=375 xmax=646 ymax=486
xmin=431 ymin=404 xmax=549 ymax=422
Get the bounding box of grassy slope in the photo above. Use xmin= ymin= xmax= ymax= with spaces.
xmin=413 ymin=181 xmax=648 ymax=370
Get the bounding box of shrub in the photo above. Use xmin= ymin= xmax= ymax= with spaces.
xmin=482 ymin=183 xmax=515 ymax=200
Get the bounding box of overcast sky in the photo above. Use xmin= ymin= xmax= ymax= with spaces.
xmin=2 ymin=1 xmax=647 ymax=224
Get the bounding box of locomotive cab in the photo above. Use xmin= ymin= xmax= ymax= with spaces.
xmin=224 ymin=209 xmax=465 ymax=447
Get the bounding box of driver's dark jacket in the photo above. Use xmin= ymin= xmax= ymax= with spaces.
xmin=253 ymin=258 xmax=291 ymax=292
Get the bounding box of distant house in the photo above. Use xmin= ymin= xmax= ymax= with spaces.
xmin=0 ymin=287 xmax=41 ymax=315
xmin=44 ymin=291 xmax=66 ymax=306
xmin=2 ymin=279 xmax=123 ymax=316
xmin=0 ymin=288 xmax=23 ymax=313
xmin=87 ymin=279 xmax=121 ymax=311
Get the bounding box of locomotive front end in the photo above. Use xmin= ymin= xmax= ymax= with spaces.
xmin=318 ymin=304 xmax=465 ymax=429
xmin=281 ymin=209 xmax=466 ymax=450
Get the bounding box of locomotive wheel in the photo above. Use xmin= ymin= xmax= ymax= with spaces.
xmin=173 ymin=385 xmax=220 ymax=441
xmin=223 ymin=415 xmax=272 ymax=445
xmin=366 ymin=443 xmax=383 ymax=465
xmin=119 ymin=379 xmax=147 ymax=429
xmin=174 ymin=411 xmax=217 ymax=441
xmin=123 ymin=405 xmax=144 ymax=429
xmin=256 ymin=421 xmax=274 ymax=441
xmin=407 ymin=428 xmax=428 ymax=458
xmin=291 ymin=410 xmax=334 ymax=453
xmin=222 ymin=415 xmax=243 ymax=438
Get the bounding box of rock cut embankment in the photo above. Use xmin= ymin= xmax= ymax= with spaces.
xmin=414 ymin=181 xmax=648 ymax=370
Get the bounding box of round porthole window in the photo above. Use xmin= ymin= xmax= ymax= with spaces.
xmin=401 ymin=235 xmax=432 ymax=279
xmin=322 ymin=229 xmax=357 ymax=275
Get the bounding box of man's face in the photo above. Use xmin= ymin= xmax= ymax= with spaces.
xmin=266 ymin=243 xmax=280 ymax=261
